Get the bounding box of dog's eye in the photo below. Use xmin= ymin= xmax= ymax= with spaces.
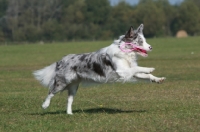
xmin=139 ymin=40 xmax=143 ymax=45
xmin=138 ymin=37 xmax=143 ymax=45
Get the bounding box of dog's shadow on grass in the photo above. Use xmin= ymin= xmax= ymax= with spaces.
xmin=73 ymin=108 xmax=146 ymax=114
xmin=29 ymin=107 xmax=146 ymax=116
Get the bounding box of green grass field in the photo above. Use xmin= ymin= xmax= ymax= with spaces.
xmin=0 ymin=37 xmax=200 ymax=131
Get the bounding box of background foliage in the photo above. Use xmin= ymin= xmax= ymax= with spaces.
xmin=0 ymin=0 xmax=200 ymax=42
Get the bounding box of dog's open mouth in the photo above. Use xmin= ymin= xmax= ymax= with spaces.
xmin=135 ymin=47 xmax=148 ymax=57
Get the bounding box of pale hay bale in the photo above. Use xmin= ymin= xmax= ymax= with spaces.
xmin=176 ymin=30 xmax=188 ymax=38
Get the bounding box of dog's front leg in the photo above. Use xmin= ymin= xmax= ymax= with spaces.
xmin=134 ymin=73 xmax=165 ymax=83
xmin=135 ymin=66 xmax=155 ymax=74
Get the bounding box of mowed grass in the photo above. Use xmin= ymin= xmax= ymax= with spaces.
xmin=0 ymin=37 xmax=200 ymax=131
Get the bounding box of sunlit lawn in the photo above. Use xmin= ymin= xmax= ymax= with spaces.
xmin=0 ymin=37 xmax=200 ymax=131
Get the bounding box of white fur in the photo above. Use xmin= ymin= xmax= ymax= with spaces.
xmin=139 ymin=34 xmax=151 ymax=51
xmin=33 ymin=63 xmax=56 ymax=88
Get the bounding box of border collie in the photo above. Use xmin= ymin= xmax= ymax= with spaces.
xmin=33 ymin=24 xmax=165 ymax=114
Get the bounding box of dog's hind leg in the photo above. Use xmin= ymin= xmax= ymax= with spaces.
xmin=42 ymin=77 xmax=67 ymax=109
xmin=66 ymin=83 xmax=79 ymax=115
xmin=42 ymin=92 xmax=54 ymax=109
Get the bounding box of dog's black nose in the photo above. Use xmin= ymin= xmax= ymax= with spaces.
xmin=149 ymin=46 xmax=152 ymax=50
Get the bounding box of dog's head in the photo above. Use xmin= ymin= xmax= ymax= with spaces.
xmin=120 ymin=24 xmax=152 ymax=57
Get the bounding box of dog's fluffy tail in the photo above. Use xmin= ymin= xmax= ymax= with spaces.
xmin=33 ymin=63 xmax=56 ymax=89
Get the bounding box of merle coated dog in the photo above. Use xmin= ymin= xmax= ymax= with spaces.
xmin=33 ymin=24 xmax=165 ymax=114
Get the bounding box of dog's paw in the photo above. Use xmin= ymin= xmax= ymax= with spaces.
xmin=146 ymin=68 xmax=155 ymax=73
xmin=67 ymin=112 xmax=73 ymax=115
xmin=150 ymin=68 xmax=155 ymax=73
xmin=42 ymin=101 xmax=50 ymax=109
xmin=153 ymin=77 xmax=166 ymax=83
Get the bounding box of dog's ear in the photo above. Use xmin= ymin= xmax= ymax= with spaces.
xmin=125 ymin=26 xmax=135 ymax=38
xmin=137 ymin=24 xmax=144 ymax=34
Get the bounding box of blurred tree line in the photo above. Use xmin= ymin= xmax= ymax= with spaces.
xmin=0 ymin=0 xmax=200 ymax=42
